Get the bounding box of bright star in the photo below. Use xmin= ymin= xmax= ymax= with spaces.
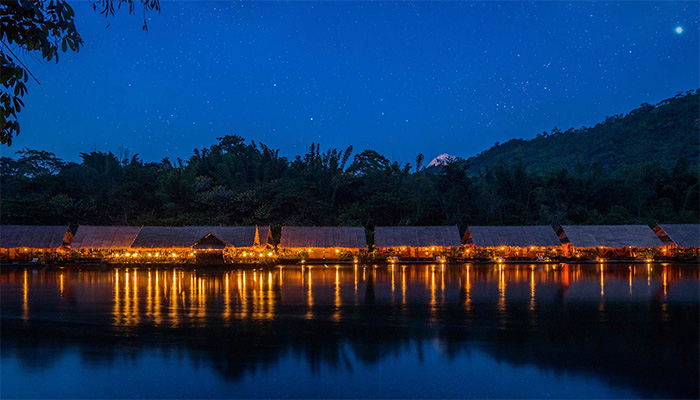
xmin=675 ymin=26 xmax=683 ymax=34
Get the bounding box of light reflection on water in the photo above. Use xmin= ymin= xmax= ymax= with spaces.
xmin=1 ymin=263 xmax=698 ymax=399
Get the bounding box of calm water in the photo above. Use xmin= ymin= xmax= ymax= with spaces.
xmin=1 ymin=264 xmax=698 ymax=399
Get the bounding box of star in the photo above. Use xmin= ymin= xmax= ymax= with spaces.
xmin=675 ymin=26 xmax=683 ymax=34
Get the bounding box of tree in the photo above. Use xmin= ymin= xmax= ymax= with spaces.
xmin=415 ymin=153 xmax=424 ymax=172
xmin=347 ymin=150 xmax=390 ymax=175
xmin=1 ymin=0 xmax=160 ymax=145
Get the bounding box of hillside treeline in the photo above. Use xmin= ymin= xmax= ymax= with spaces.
xmin=1 ymin=133 xmax=697 ymax=229
xmin=467 ymin=90 xmax=699 ymax=175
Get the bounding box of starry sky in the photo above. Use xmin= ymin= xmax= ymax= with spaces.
xmin=9 ymin=1 xmax=699 ymax=163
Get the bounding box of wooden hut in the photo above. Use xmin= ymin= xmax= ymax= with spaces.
xmin=374 ymin=226 xmax=461 ymax=259
xmin=557 ymin=225 xmax=663 ymax=259
xmin=0 ymin=225 xmax=73 ymax=261
xmin=653 ymin=224 xmax=699 ymax=257
xmin=192 ymin=226 xmax=272 ymax=250
xmin=463 ymin=226 xmax=562 ymax=260
xmin=129 ymin=226 xmax=272 ymax=262
xmin=279 ymin=226 xmax=366 ymax=260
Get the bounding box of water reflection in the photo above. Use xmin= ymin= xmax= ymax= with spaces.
xmin=1 ymin=264 xmax=698 ymax=399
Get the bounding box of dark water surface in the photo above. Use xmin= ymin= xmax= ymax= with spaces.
xmin=1 ymin=264 xmax=698 ymax=399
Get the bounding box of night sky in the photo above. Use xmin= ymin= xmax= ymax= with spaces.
xmin=11 ymin=1 xmax=699 ymax=164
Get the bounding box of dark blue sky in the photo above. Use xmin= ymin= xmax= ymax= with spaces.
xmin=12 ymin=1 xmax=699 ymax=163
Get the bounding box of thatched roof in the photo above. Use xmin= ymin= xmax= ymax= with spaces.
xmin=279 ymin=226 xmax=367 ymax=249
xmin=256 ymin=226 xmax=273 ymax=246
xmin=132 ymin=226 xmax=267 ymax=249
xmin=72 ymin=226 xmax=142 ymax=249
xmin=131 ymin=227 xmax=208 ymax=248
xmin=655 ymin=224 xmax=700 ymax=248
xmin=0 ymin=225 xmax=71 ymax=249
xmin=374 ymin=226 xmax=461 ymax=248
xmin=465 ymin=226 xmax=561 ymax=247
xmin=211 ymin=226 xmax=271 ymax=247
xmin=558 ymin=225 xmax=663 ymax=248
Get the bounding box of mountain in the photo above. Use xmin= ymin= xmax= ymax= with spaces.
xmin=465 ymin=90 xmax=699 ymax=176
xmin=427 ymin=153 xmax=455 ymax=168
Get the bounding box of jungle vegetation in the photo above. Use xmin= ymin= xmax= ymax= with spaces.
xmin=1 ymin=90 xmax=698 ymax=230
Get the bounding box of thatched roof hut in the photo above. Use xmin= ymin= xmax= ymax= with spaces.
xmin=0 ymin=225 xmax=72 ymax=249
xmin=654 ymin=224 xmax=700 ymax=248
xmin=198 ymin=226 xmax=272 ymax=248
xmin=72 ymin=226 xmax=142 ymax=249
xmin=132 ymin=226 xmax=270 ymax=249
xmin=374 ymin=226 xmax=461 ymax=248
xmin=279 ymin=226 xmax=367 ymax=249
xmin=464 ymin=226 xmax=561 ymax=248
xmin=558 ymin=225 xmax=663 ymax=248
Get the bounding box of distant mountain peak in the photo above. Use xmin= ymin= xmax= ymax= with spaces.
xmin=428 ymin=153 xmax=455 ymax=167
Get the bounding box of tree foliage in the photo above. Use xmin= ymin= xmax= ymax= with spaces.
xmin=2 ymin=91 xmax=698 ymax=229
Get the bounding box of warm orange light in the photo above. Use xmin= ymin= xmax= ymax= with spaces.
xmin=125 ymin=252 xmax=131 ymax=257
xmin=267 ymin=252 xmax=273 ymax=257
xmin=501 ymin=247 xmax=505 ymax=250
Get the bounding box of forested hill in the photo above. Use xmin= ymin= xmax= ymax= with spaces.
xmin=465 ymin=90 xmax=699 ymax=175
